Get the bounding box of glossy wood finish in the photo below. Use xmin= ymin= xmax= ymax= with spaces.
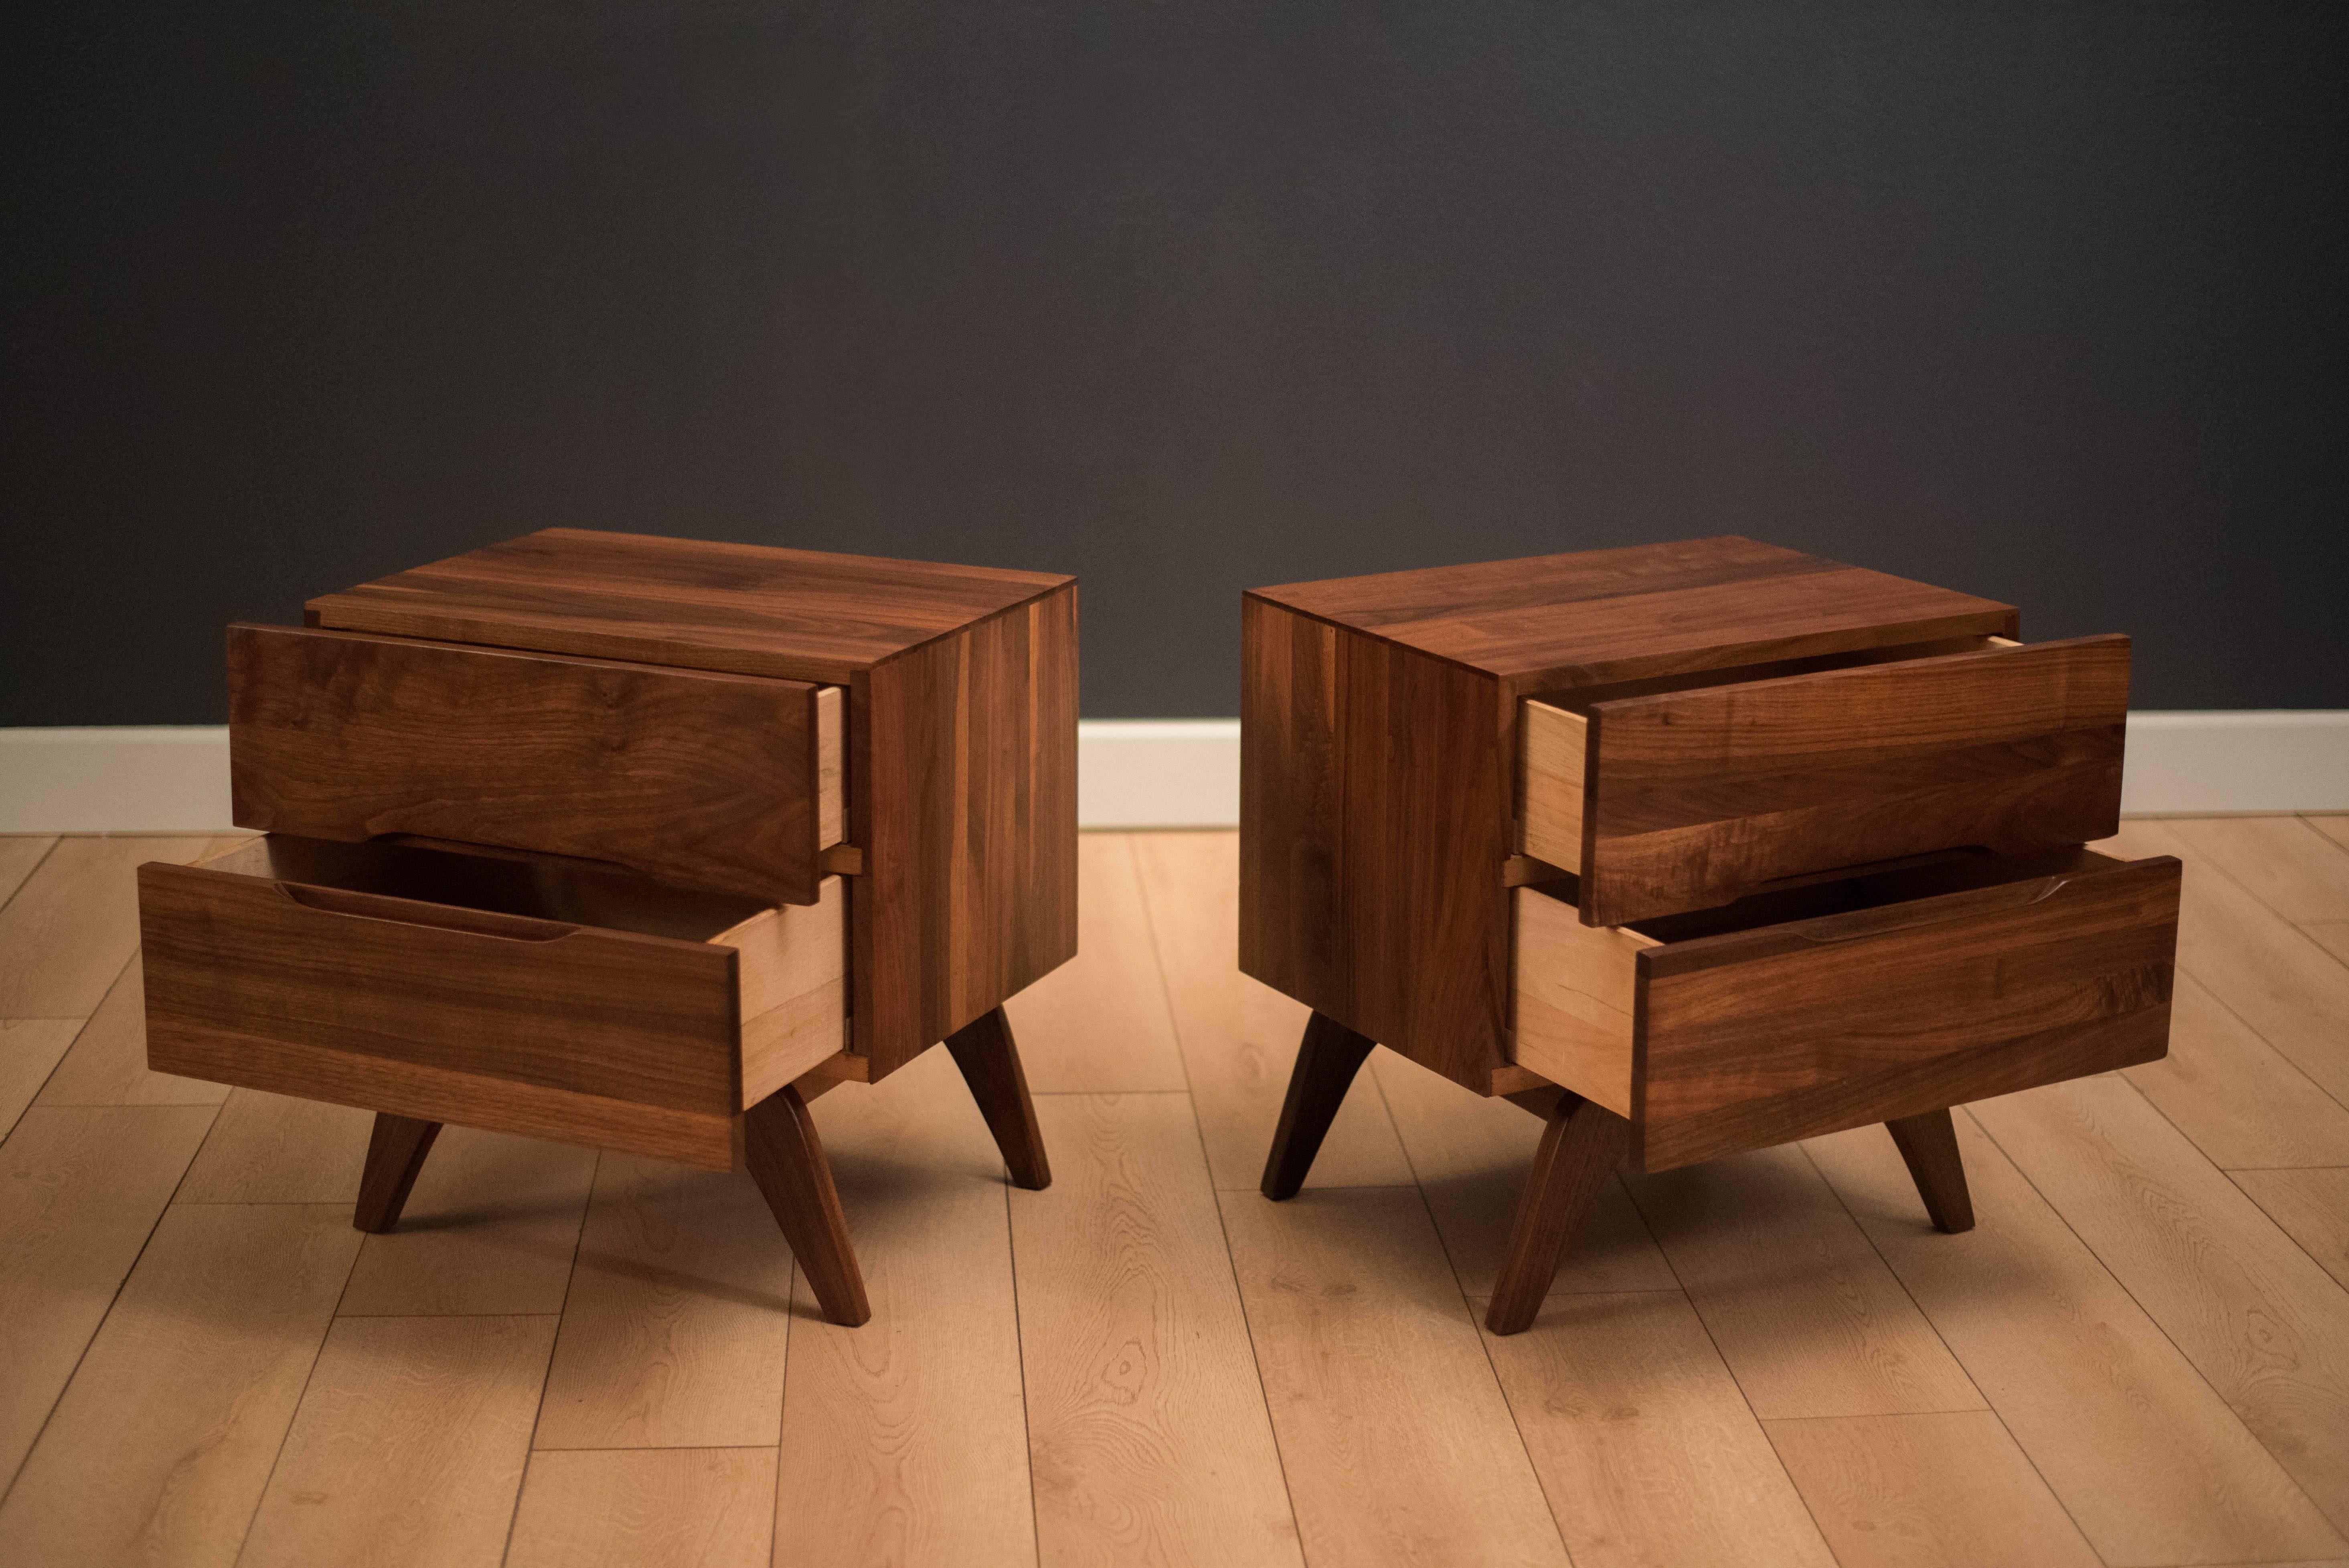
xmin=1240 ymin=595 xmax=1511 ymax=1091
xmin=742 ymin=1084 xmax=869 ymax=1327
xmin=1258 ymin=1010 xmax=1377 ymax=1200
xmin=1485 ymin=1093 xmax=1632 ymax=1334
xmin=941 ymin=1006 xmax=1051 ymax=1190
xmin=1573 ymin=634 xmax=2130 ymax=925
xmin=352 ymin=1112 xmax=440 ymax=1233
xmin=1885 ymin=1108 xmax=1973 ymax=1232
xmin=229 ymin=623 xmax=840 ymax=905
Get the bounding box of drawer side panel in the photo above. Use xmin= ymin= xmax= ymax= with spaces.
xmin=1634 ymin=855 xmax=2180 ymax=1169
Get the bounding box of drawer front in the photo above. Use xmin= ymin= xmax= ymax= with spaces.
xmin=1633 ymin=854 xmax=2179 ymax=1170
xmin=1526 ymin=635 xmax=2130 ymax=926
xmin=140 ymin=857 xmax=748 ymax=1168
xmin=229 ymin=623 xmax=843 ymax=905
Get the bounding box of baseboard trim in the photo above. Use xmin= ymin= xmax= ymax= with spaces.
xmin=1 ymin=713 xmax=2341 ymax=834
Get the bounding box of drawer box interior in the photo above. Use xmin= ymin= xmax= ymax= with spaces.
xmin=1511 ymin=844 xmax=2180 ymax=1169
xmin=139 ymin=835 xmax=845 ymax=1169
xmin=1516 ymin=633 xmax=2130 ymax=927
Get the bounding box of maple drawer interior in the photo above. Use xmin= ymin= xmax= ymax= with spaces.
xmin=1509 ymin=844 xmax=2181 ymax=1169
xmin=1513 ymin=632 xmax=2131 ymax=927
xmin=138 ymin=834 xmax=845 ymax=1168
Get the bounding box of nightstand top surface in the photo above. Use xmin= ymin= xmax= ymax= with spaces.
xmin=309 ymin=528 xmax=1074 ymax=682
xmin=1247 ymin=536 xmax=2016 ymax=687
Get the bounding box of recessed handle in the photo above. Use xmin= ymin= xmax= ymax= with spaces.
xmin=276 ymin=882 xmax=577 ymax=943
xmin=1792 ymin=874 xmax=2071 ymax=944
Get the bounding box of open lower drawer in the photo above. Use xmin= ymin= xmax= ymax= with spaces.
xmin=1511 ymin=846 xmax=2180 ymax=1171
xmin=1517 ymin=633 xmax=2130 ymax=926
xmin=138 ymin=835 xmax=846 ymax=1170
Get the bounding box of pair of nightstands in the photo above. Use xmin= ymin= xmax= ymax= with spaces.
xmin=139 ymin=530 xmax=1076 ymax=1327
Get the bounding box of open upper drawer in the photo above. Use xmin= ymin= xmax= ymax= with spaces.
xmin=1517 ymin=634 xmax=2130 ymax=926
xmin=138 ymin=835 xmax=846 ymax=1169
xmin=229 ymin=624 xmax=844 ymax=904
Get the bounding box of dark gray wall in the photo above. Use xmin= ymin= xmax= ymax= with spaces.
xmin=7 ymin=2 xmax=2345 ymax=724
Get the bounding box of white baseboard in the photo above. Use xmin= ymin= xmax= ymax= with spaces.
xmin=0 ymin=713 xmax=2341 ymax=834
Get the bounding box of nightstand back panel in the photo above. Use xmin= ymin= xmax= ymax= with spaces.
xmin=229 ymin=623 xmax=838 ymax=905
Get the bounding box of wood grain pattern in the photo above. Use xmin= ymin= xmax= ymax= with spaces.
xmin=1133 ymin=832 xmax=1412 ymax=1191
xmin=2234 ymin=1168 xmax=2349 ymax=1292
xmin=1577 ymin=636 xmax=2129 ymax=925
xmin=0 ymin=836 xmax=56 ymax=907
xmin=855 ymin=581 xmax=1078 ymax=1074
xmin=1259 ymin=1011 xmax=1376 ymax=1200
xmin=1765 ymin=1410 xmax=2102 ymax=1568
xmin=1219 ymin=1187 xmax=1572 ymax=1568
xmin=1510 ymin=884 xmax=1650 ymax=1114
xmin=1623 ymin=1146 xmax=1982 ymax=1419
xmin=1367 ymin=1048 xmax=1676 ymax=1297
xmin=1635 ymin=854 xmax=2180 ymax=1169
xmin=1000 ymin=833 xmax=1189 ymax=1094
xmin=535 ymin=1156 xmax=794 ymax=1449
xmin=2124 ymin=971 xmax=2349 ymax=1170
xmin=1806 ymin=1113 xmax=2347 ymax=1565
xmin=1885 ymin=1107 xmax=1974 ymax=1232
xmin=2165 ymin=813 xmax=2349 ymax=923
xmin=941 ymin=1006 xmax=1051 ymax=1190
xmin=309 ymin=527 xmax=1072 ymax=683
xmin=0 ymin=1020 xmax=81 ymax=1139
xmin=0 ymin=1202 xmax=360 ymax=1568
xmin=337 ymin=1127 xmax=597 ymax=1315
xmin=743 ymin=1084 xmax=869 ymax=1326
xmin=1478 ymin=1289 xmax=1839 ymax=1568
xmin=1971 ymin=1076 xmax=2349 ymax=1536
xmin=773 ymin=1046 xmax=1032 ymax=1568
xmin=0 ymin=834 xmax=215 ymax=1015
xmin=1240 ymin=594 xmax=1513 ymax=1091
xmin=506 ymin=1448 xmax=778 ymax=1568
xmin=33 ymin=954 xmax=229 ymax=1107
xmin=1014 ymin=1093 xmax=1303 ymax=1568
xmin=1487 ymin=1093 xmax=1632 ymax=1334
xmin=352 ymin=1111 xmax=439 ymax=1232
xmin=1251 ymin=536 xmax=2016 ymax=689
xmin=228 ymin=622 xmax=837 ymax=905
xmin=0 ymin=1105 xmax=218 ymax=1485
xmin=1516 ymin=699 xmax=1586 ymax=871
xmin=237 ymin=1314 xmax=556 ymax=1568
xmin=718 ymin=877 xmax=848 ymax=1108
xmin=176 ymin=1086 xmax=373 ymax=1202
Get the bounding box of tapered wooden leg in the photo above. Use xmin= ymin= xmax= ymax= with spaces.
xmin=1260 ymin=1011 xmax=1377 ymax=1201
xmin=744 ymin=1085 xmax=871 ymax=1327
xmin=1485 ymin=1093 xmax=1630 ymax=1335
xmin=353 ymin=1113 xmax=441 ymax=1234
xmin=943 ymin=1006 xmax=1052 ymax=1190
xmin=1887 ymin=1108 xmax=1975 ymax=1233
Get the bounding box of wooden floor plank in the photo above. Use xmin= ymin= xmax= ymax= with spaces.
xmin=0 ymin=1202 xmax=360 ymax=1568
xmin=1219 ymin=1186 xmax=1572 ymax=1568
xmin=0 ymin=1104 xmax=217 ymax=1486
xmin=176 ymin=1086 xmax=374 ymax=1204
xmin=1623 ymin=1145 xmax=1982 ymax=1418
xmin=506 ymin=1447 xmax=777 ymax=1568
xmin=337 ymin=1128 xmax=598 ymax=1317
xmin=1013 ymin=1092 xmax=1303 ymax=1568
xmin=2102 ymin=820 xmax=2349 ymax=1107
xmin=1973 ymin=1076 xmax=2349 ymax=1536
xmin=0 ymin=835 xmax=216 ymax=1017
xmin=1479 ymin=1289 xmax=1836 ymax=1568
xmin=237 ymin=1313 xmax=556 ymax=1568
xmin=2234 ymin=1168 xmax=2349 ymax=1292
xmin=2307 ymin=923 xmax=2349 ymax=965
xmin=1132 ymin=833 xmax=1413 ymax=1192
xmin=772 ymin=1044 xmax=1033 ymax=1568
xmin=1004 ymin=834 xmax=1189 ymax=1094
xmin=0 ymin=837 xmax=58 ymax=910
xmin=1368 ymin=1048 xmax=1677 ymax=1297
xmin=1805 ymin=1112 xmax=2346 ymax=1566
xmin=535 ymin=1156 xmax=794 ymax=1451
xmin=0 ymin=1019 xmax=81 ymax=1140
xmin=1764 ymin=1410 xmax=2100 ymax=1568
xmin=2165 ymin=815 xmax=2349 ymax=924
xmin=2310 ymin=814 xmax=2349 ymax=852
xmin=34 ymin=954 xmax=231 ymax=1108
xmin=2126 ymin=971 xmax=2349 ymax=1170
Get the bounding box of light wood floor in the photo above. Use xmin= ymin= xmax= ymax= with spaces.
xmin=2 ymin=820 xmax=2347 ymax=1568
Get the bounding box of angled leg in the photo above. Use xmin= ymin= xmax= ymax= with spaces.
xmin=943 ymin=1006 xmax=1051 ymax=1190
xmin=745 ymin=1085 xmax=871 ymax=1327
xmin=354 ymin=1113 xmax=441 ymax=1234
xmin=1485 ymin=1093 xmax=1630 ymax=1335
xmin=1887 ymin=1108 xmax=1974 ymax=1233
xmin=1260 ymin=1011 xmax=1377 ymax=1201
